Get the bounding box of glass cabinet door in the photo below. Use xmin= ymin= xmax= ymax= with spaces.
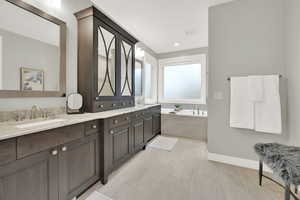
xmin=98 ymin=26 xmax=116 ymax=96
xmin=121 ymin=40 xmax=133 ymax=96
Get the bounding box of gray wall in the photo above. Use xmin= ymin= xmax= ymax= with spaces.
xmin=1 ymin=28 xmax=59 ymax=91
xmin=285 ymin=0 xmax=300 ymax=146
xmin=0 ymin=0 xmax=93 ymax=110
xmin=208 ymin=0 xmax=292 ymax=160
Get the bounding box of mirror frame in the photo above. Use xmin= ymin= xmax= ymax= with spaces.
xmin=0 ymin=0 xmax=66 ymax=98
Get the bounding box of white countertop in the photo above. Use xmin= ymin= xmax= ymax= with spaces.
xmin=0 ymin=104 xmax=160 ymax=141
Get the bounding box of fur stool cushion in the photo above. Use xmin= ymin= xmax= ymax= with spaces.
xmin=254 ymin=143 xmax=300 ymax=185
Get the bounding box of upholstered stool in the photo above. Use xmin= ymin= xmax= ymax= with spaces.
xmin=254 ymin=143 xmax=300 ymax=200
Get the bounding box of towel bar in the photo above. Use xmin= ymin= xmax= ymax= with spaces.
xmin=227 ymin=74 xmax=282 ymax=81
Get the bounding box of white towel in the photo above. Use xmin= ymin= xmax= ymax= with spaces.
xmin=248 ymin=76 xmax=264 ymax=102
xmin=230 ymin=77 xmax=254 ymax=129
xmin=254 ymin=75 xmax=282 ymax=134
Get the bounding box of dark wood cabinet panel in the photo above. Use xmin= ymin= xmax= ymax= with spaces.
xmin=132 ymin=119 xmax=144 ymax=149
xmin=58 ymin=134 xmax=100 ymax=200
xmin=0 ymin=138 xmax=16 ymax=166
xmin=111 ymin=124 xmax=131 ymax=164
xmin=0 ymin=149 xmax=58 ymax=200
xmin=144 ymin=115 xmax=153 ymax=142
xmin=152 ymin=113 xmax=161 ymax=135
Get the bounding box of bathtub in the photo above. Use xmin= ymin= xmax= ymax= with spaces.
xmin=161 ymin=109 xmax=208 ymax=141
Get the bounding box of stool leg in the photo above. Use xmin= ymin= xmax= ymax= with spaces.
xmin=285 ymin=184 xmax=290 ymax=200
xmin=259 ymin=160 xmax=263 ymax=186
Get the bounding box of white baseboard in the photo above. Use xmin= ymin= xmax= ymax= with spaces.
xmin=207 ymin=152 xmax=272 ymax=173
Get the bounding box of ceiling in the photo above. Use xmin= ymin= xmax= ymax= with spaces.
xmin=91 ymin=0 xmax=233 ymax=54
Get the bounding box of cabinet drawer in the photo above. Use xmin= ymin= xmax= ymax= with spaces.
xmin=131 ymin=111 xmax=143 ymax=121
xmin=17 ymin=124 xmax=85 ymax=158
xmin=119 ymin=100 xmax=134 ymax=108
xmin=94 ymin=101 xmax=120 ymax=112
xmin=108 ymin=114 xmax=131 ymax=128
xmin=142 ymin=109 xmax=152 ymax=120
xmin=85 ymin=120 xmax=100 ymax=136
xmin=0 ymin=139 xmax=16 ymax=166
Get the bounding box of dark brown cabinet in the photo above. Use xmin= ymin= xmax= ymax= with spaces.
xmin=132 ymin=119 xmax=144 ymax=150
xmin=0 ymin=106 xmax=161 ymax=199
xmin=144 ymin=113 xmax=153 ymax=142
xmin=0 ymin=121 xmax=101 ymax=200
xmin=0 ymin=149 xmax=58 ymax=200
xmin=75 ymin=7 xmax=138 ymax=113
xmin=111 ymin=124 xmax=131 ymax=165
xmin=152 ymin=108 xmax=161 ymax=135
xmin=59 ymin=134 xmax=99 ymax=200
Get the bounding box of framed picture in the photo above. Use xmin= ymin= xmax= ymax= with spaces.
xmin=20 ymin=67 xmax=44 ymax=91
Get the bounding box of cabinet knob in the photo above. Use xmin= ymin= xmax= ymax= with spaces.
xmin=125 ymin=117 xmax=129 ymax=121
xmin=112 ymin=103 xmax=116 ymax=107
xmin=122 ymin=102 xmax=126 ymax=106
xmin=136 ymin=114 xmax=139 ymax=117
xmin=92 ymin=125 xmax=97 ymax=129
xmin=113 ymin=120 xmax=118 ymax=124
xmin=51 ymin=149 xmax=58 ymax=156
xmin=62 ymin=146 xmax=67 ymax=152
xmin=99 ymin=105 xmax=104 ymax=108
xmin=110 ymin=130 xmax=114 ymax=134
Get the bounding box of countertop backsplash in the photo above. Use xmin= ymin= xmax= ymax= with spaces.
xmin=0 ymin=106 xmax=66 ymax=123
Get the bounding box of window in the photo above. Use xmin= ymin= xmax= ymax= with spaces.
xmin=158 ymin=54 xmax=206 ymax=104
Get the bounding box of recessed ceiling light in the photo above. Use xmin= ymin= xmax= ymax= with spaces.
xmin=174 ymin=42 xmax=180 ymax=47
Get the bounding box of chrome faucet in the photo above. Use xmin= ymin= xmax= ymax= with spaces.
xmin=30 ymin=105 xmax=43 ymax=119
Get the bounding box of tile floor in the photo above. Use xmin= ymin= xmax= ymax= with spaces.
xmin=80 ymin=137 xmax=290 ymax=200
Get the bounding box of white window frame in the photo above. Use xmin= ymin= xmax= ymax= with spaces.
xmin=158 ymin=54 xmax=207 ymax=104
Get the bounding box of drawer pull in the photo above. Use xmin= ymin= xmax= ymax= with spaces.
xmin=113 ymin=120 xmax=118 ymax=124
xmin=125 ymin=117 xmax=129 ymax=121
xmin=122 ymin=102 xmax=126 ymax=106
xmin=51 ymin=150 xmax=58 ymax=156
xmin=110 ymin=130 xmax=114 ymax=134
xmin=136 ymin=114 xmax=139 ymax=117
xmin=92 ymin=125 xmax=97 ymax=129
xmin=62 ymin=146 xmax=67 ymax=152
xmin=112 ymin=103 xmax=116 ymax=107
xmin=99 ymin=105 xmax=104 ymax=108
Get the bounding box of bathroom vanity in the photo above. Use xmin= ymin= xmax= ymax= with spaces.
xmin=0 ymin=104 xmax=161 ymax=200
xmin=0 ymin=1 xmax=161 ymax=200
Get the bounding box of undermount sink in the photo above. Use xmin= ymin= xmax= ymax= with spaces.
xmin=16 ymin=119 xmax=66 ymax=129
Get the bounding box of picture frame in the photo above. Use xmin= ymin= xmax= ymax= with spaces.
xmin=20 ymin=67 xmax=45 ymax=91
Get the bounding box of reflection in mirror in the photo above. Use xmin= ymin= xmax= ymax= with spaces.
xmin=121 ymin=41 xmax=133 ymax=96
xmin=0 ymin=0 xmax=60 ymax=92
xmin=135 ymin=60 xmax=142 ymax=96
xmin=98 ymin=26 xmax=115 ymax=96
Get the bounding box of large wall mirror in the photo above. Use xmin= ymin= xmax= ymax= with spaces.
xmin=0 ymin=0 xmax=66 ymax=98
